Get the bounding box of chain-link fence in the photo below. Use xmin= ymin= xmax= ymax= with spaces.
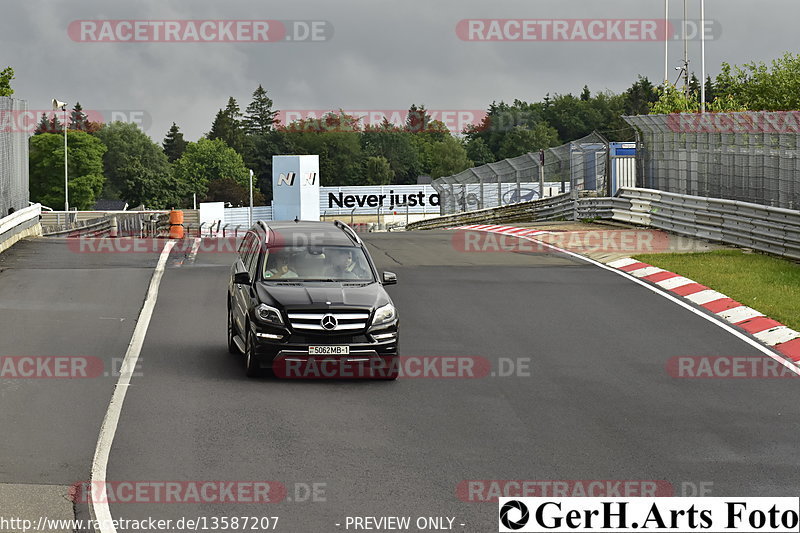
xmin=624 ymin=112 xmax=800 ymax=211
xmin=0 ymin=97 xmax=30 ymax=218
xmin=433 ymin=132 xmax=608 ymax=215
xmin=542 ymin=131 xmax=607 ymax=196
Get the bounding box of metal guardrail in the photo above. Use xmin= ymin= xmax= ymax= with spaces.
xmin=613 ymin=188 xmax=800 ymax=261
xmin=44 ymin=214 xmax=245 ymax=240
xmin=34 ymin=190 xmax=800 ymax=261
xmin=575 ymin=197 xmax=633 ymax=220
xmin=43 ymin=216 xmax=113 ymax=237
xmin=406 ymin=193 xmax=575 ymax=230
xmin=408 ymin=185 xmax=800 ymax=261
xmin=42 ymin=212 xmax=165 ymax=238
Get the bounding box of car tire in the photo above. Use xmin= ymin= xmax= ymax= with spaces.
xmin=227 ymin=302 xmax=239 ymax=355
xmin=245 ymin=328 xmax=260 ymax=378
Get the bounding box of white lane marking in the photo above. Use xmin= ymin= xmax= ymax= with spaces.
xmin=187 ymin=237 xmax=201 ymax=264
xmin=685 ymin=290 xmax=728 ymax=306
xmin=608 ymin=257 xmax=640 ymax=269
xmin=718 ymin=306 xmax=764 ymax=324
xmin=512 ymin=228 xmax=550 ymax=236
xmin=656 ymin=276 xmax=696 ymax=290
xmin=628 ymin=266 xmax=665 ymax=278
xmin=478 ymin=230 xmax=800 ymax=375
xmin=754 ymin=326 xmax=800 ymax=347
xmin=89 ymin=240 xmax=176 ymax=532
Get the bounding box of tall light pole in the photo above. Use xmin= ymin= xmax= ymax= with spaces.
xmin=664 ymin=0 xmax=669 ymax=84
xmin=248 ymin=169 xmax=254 ymax=227
xmin=700 ymin=0 xmax=707 ymax=112
xmin=682 ymin=0 xmax=690 ymax=96
xmin=52 ymin=99 xmax=68 ymax=211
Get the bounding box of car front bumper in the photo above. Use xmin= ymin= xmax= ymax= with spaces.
xmin=249 ymin=321 xmax=399 ymax=368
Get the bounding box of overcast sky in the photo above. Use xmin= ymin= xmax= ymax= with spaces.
xmin=2 ymin=0 xmax=798 ymax=142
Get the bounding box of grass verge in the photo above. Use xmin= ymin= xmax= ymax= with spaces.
xmin=633 ymin=250 xmax=800 ymax=332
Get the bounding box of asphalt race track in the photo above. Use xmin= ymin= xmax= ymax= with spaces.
xmin=1 ymin=231 xmax=798 ymax=532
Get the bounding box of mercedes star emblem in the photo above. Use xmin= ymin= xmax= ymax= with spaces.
xmin=321 ymin=314 xmax=338 ymax=330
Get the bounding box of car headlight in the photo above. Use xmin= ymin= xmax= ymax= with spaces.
xmin=372 ymin=303 xmax=397 ymax=326
xmin=255 ymin=304 xmax=284 ymax=326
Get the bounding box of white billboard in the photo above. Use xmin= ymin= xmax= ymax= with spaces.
xmin=320 ymin=185 xmax=440 ymax=215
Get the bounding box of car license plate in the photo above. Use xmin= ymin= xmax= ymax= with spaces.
xmin=309 ymin=346 xmax=350 ymax=355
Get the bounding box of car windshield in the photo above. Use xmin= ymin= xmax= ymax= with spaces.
xmin=261 ymin=245 xmax=374 ymax=282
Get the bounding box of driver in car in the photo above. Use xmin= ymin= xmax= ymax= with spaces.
xmin=325 ymin=249 xmax=367 ymax=279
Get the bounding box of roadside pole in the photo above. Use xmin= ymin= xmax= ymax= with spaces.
xmin=539 ymin=150 xmax=546 ymax=199
xmin=249 ymin=169 xmax=254 ymax=227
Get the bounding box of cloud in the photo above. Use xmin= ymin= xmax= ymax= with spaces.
xmin=2 ymin=0 xmax=798 ymax=141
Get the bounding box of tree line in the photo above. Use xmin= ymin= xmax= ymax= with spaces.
xmin=13 ymin=51 xmax=800 ymax=210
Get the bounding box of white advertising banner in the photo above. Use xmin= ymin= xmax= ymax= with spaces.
xmin=198 ymin=202 xmax=225 ymax=225
xmin=320 ymin=185 xmax=440 ymax=215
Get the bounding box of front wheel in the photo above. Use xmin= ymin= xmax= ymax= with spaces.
xmin=245 ymin=329 xmax=260 ymax=378
xmin=227 ymin=304 xmax=239 ymax=355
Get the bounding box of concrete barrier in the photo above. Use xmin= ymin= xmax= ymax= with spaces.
xmin=0 ymin=204 xmax=42 ymax=254
xmin=406 ymin=193 xmax=574 ymax=230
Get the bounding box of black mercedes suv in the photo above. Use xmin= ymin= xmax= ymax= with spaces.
xmin=227 ymin=220 xmax=399 ymax=378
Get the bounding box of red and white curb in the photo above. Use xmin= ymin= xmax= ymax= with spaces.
xmin=450 ymin=224 xmax=551 ymax=237
xmin=608 ymin=257 xmax=800 ymax=363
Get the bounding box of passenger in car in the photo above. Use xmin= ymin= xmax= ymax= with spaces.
xmin=266 ymin=252 xmax=298 ymax=279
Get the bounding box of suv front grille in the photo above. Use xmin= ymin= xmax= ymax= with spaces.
xmin=287 ymin=310 xmax=371 ymax=333
xmin=287 ymin=334 xmax=369 ymax=345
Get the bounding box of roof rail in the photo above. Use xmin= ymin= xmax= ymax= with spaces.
xmin=334 ymin=220 xmax=362 ymax=244
xmin=256 ymin=220 xmax=271 ymax=243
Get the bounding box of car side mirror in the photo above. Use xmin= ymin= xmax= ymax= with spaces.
xmin=382 ymin=271 xmax=397 ymax=285
xmin=234 ymin=271 xmax=251 ymax=285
